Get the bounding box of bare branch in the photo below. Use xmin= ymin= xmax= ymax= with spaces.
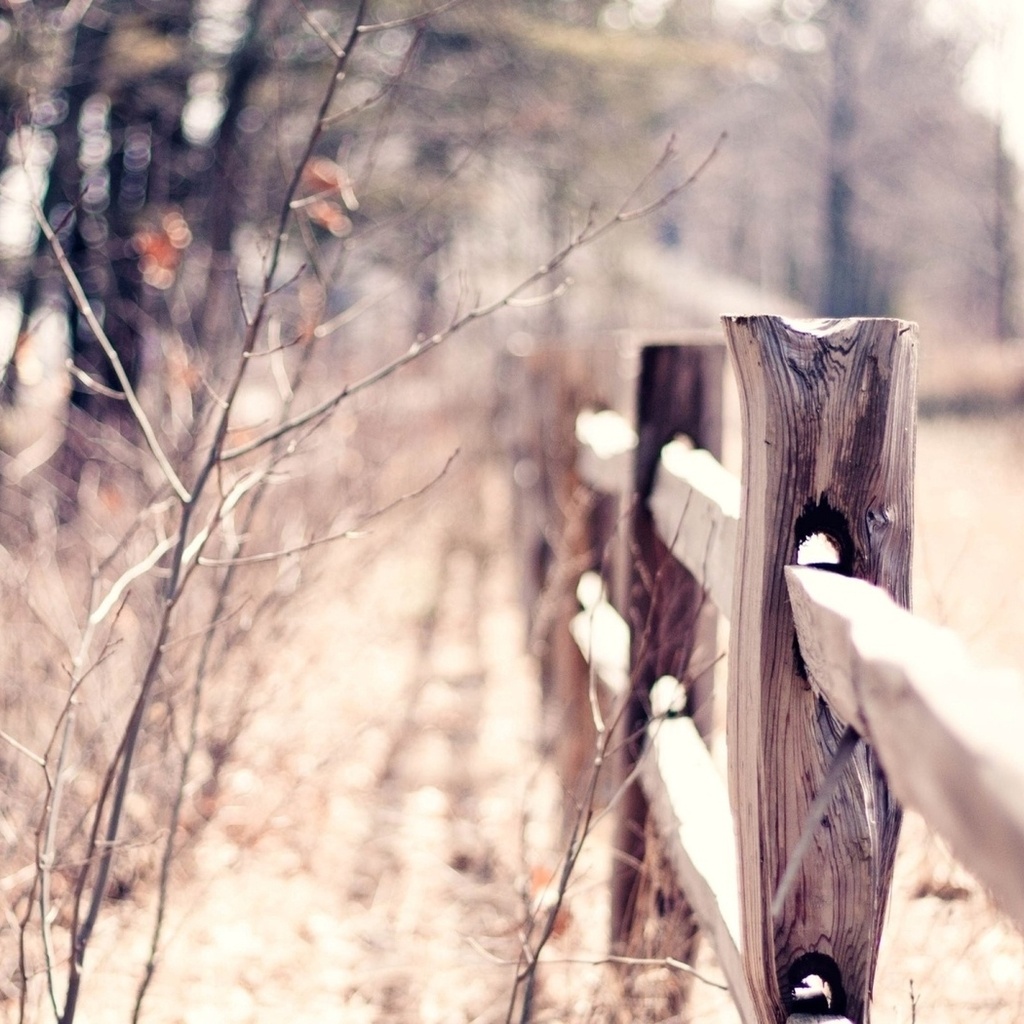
xmin=65 ymin=360 xmax=128 ymax=399
xmin=313 ymin=279 xmax=405 ymax=339
xmin=181 ymin=468 xmax=272 ymax=576
xmin=468 ymin=939 xmax=728 ymax=991
xmin=0 ymin=729 xmax=45 ymax=767
xmin=158 ymin=598 xmax=251 ymax=651
xmin=356 ymin=0 xmax=470 ymax=34
xmin=55 ymin=12 xmax=376 ymax=1010
xmin=40 ymin=711 xmax=76 ymax=1018
xmin=179 ymin=0 xmax=371 ymax=524
xmin=506 ymin=279 xmax=574 ymax=308
xmin=88 ymin=537 xmax=177 ymax=627
xmin=615 ymin=132 xmax=726 ymax=224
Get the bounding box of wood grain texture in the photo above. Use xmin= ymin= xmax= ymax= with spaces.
xmin=611 ymin=340 xmax=725 ymax=968
xmin=721 ymin=316 xmax=917 ymax=1023
xmin=787 ymin=565 xmax=1024 ymax=934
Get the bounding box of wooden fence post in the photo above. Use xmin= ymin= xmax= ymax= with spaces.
xmin=721 ymin=316 xmax=917 ymax=1023
xmin=610 ymin=338 xmax=725 ymax=974
xmin=505 ymin=340 xmax=625 ymax=837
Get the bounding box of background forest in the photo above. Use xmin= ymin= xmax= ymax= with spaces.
xmin=2 ymin=2 xmax=1023 ymax=1023
xmin=2 ymin=0 xmax=1017 ymax=435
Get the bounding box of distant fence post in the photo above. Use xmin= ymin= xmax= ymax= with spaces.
xmin=504 ymin=339 xmax=625 ymax=836
xmin=610 ymin=336 xmax=725 ymax=973
xmin=721 ymin=316 xmax=917 ymax=1022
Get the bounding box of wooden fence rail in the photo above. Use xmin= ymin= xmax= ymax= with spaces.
xmin=529 ymin=316 xmax=1024 ymax=1024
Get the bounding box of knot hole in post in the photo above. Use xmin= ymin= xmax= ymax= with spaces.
xmin=793 ymin=498 xmax=855 ymax=680
xmin=794 ymin=497 xmax=854 ymax=576
xmin=785 ymin=951 xmax=847 ymax=1016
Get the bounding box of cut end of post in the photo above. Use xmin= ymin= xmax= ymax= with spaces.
xmin=777 ymin=315 xmax=917 ymax=336
xmin=721 ymin=313 xmax=918 ymax=334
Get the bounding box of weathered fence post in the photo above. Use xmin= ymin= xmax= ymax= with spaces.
xmin=610 ymin=337 xmax=725 ymax=984
xmin=505 ymin=340 xmax=624 ymax=835
xmin=721 ymin=316 xmax=917 ymax=1023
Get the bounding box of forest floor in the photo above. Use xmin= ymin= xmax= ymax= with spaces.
xmin=8 ymin=340 xmax=1024 ymax=1024
xmin=63 ymin=438 xmax=571 ymax=1024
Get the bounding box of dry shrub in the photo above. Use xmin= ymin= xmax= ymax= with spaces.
xmin=0 ymin=318 xmax=399 ymax=1011
xmin=616 ymin=815 xmax=701 ymax=1021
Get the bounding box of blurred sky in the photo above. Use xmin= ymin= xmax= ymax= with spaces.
xmin=713 ymin=0 xmax=1024 ymax=162
xmin=932 ymin=0 xmax=1024 ymax=162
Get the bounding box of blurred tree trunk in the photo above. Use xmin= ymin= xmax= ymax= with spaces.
xmin=819 ymin=0 xmax=889 ymax=317
xmin=993 ymin=117 xmax=1019 ymax=341
xmin=191 ymin=0 xmax=274 ymax=367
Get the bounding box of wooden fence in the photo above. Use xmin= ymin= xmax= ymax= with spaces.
xmin=512 ymin=316 xmax=1024 ymax=1024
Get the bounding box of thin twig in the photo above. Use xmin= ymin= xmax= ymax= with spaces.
xmin=507 ymin=681 xmax=631 ymax=1022
xmin=468 ymin=939 xmax=728 ymax=991
xmin=290 ymin=0 xmax=344 ymax=58
xmin=198 ymin=450 xmax=459 ymax=566
xmin=771 ymin=724 xmax=861 ymax=920
xmin=180 ymin=469 xmax=271 ymax=576
xmin=88 ymin=536 xmax=177 ymax=627
xmin=39 ymin=714 xmax=75 ymax=1019
xmin=65 ymin=360 xmax=128 ymax=399
xmin=356 ymin=0 xmax=469 ymax=34
xmin=506 ymin=279 xmax=573 ymax=307
xmin=0 ymin=730 xmax=45 ymax=767
xmin=157 ymin=598 xmax=251 ymax=651
xmin=313 ymin=279 xmax=404 ymax=338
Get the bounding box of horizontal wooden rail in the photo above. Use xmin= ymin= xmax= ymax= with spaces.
xmin=649 ymin=441 xmax=739 ymax=619
xmin=642 ymin=678 xmax=754 ymax=1022
xmin=574 ymin=409 xmax=636 ymax=494
xmin=575 ymin=409 xmax=740 ymax=618
xmin=569 ymin=598 xmax=754 ymax=1018
xmin=787 ymin=565 xmax=1024 ymax=934
xmin=570 ymin=571 xmax=630 ymax=695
